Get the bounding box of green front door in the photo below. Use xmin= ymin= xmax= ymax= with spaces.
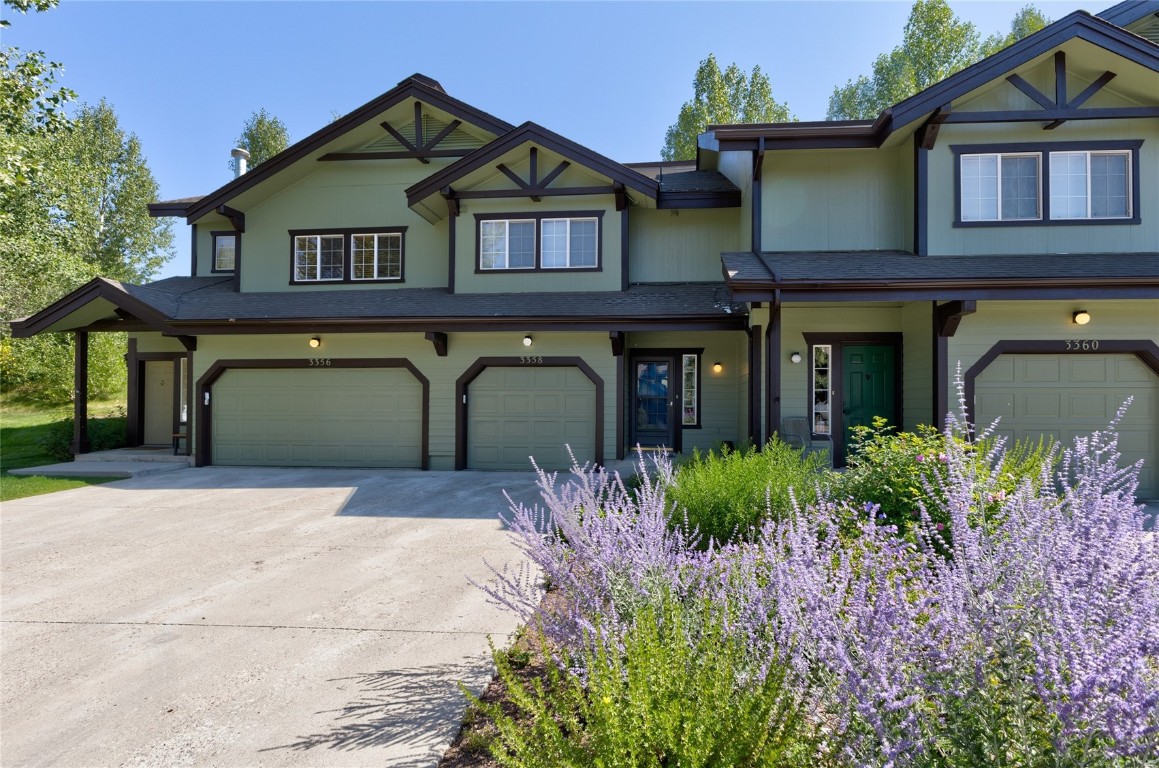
xmin=842 ymin=345 xmax=897 ymax=460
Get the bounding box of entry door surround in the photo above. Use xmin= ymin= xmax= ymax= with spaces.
xmin=802 ymin=332 xmax=903 ymax=465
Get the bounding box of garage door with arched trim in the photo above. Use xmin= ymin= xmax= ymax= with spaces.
xmin=212 ymin=368 xmax=423 ymax=467
xmin=976 ymin=354 xmax=1158 ymax=497
xmin=468 ymin=366 xmax=596 ymax=471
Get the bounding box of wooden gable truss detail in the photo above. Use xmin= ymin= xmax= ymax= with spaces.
xmin=443 ymin=147 xmax=631 ymax=210
xmin=320 ymin=102 xmax=473 ymax=163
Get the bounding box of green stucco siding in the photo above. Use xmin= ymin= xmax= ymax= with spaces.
xmin=901 ymin=301 xmax=934 ymax=430
xmin=718 ymin=151 xmax=753 ymax=251
xmin=927 ymin=119 xmax=1159 ymax=256
xmin=629 ymin=208 xmax=741 ymax=283
xmin=761 ymin=146 xmax=912 ymax=252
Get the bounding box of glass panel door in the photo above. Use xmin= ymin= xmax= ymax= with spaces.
xmin=633 ymin=358 xmax=674 ymax=448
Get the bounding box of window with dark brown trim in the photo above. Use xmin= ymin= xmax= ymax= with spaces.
xmin=474 ymin=211 xmax=603 ymax=273
xmin=288 ymin=226 xmax=407 ymax=284
xmin=211 ymin=231 xmax=237 ymax=273
xmin=952 ymin=140 xmax=1142 ymax=227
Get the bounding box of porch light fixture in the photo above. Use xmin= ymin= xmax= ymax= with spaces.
xmin=308 ymin=336 xmax=322 ymax=348
xmin=523 ymin=335 xmax=533 ymax=347
xmin=790 ymin=351 xmax=802 ymax=364
xmin=712 ymin=362 xmax=723 ymax=374
xmin=1072 ymin=310 xmax=1091 ymax=326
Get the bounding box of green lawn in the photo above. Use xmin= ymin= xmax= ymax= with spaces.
xmin=0 ymin=397 xmax=125 ymax=501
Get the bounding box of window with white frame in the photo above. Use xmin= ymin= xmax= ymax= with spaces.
xmin=1049 ymin=150 xmax=1131 ymax=220
xmin=542 ymin=218 xmax=598 ymax=268
xmin=211 ymin=232 xmax=236 ymax=272
xmin=352 ymin=233 xmax=402 ymax=280
xmin=681 ymin=353 xmax=699 ymax=426
xmin=480 ymin=219 xmax=535 ymax=269
xmin=960 ymin=153 xmax=1041 ymax=221
xmin=477 ymin=213 xmax=601 ymax=270
xmin=294 ymin=234 xmax=344 ymax=281
xmin=812 ymin=345 xmax=831 ymax=436
xmin=955 ymin=143 xmax=1139 ymax=225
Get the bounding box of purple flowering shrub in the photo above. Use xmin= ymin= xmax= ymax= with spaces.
xmin=479 ymin=396 xmax=1158 ymax=765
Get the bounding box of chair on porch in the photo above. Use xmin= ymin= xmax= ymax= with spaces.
xmin=780 ymin=417 xmax=833 ymax=465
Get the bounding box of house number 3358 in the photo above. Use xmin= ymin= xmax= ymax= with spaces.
xmin=1065 ymin=340 xmax=1099 ymax=351
xmin=520 ymin=355 xmax=543 ymax=364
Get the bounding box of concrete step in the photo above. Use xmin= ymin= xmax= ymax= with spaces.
xmin=73 ymin=449 xmax=191 ymax=465
xmin=8 ymin=461 xmax=191 ymax=479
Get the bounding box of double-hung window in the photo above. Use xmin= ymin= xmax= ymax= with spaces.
xmin=477 ymin=212 xmax=602 ymax=271
xmin=211 ymin=231 xmax=237 ymax=272
xmin=955 ymin=142 xmax=1139 ymax=226
xmin=352 ymin=233 xmax=402 ymax=280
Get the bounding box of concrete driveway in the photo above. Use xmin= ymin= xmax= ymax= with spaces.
xmin=1 ymin=467 xmax=541 ymax=767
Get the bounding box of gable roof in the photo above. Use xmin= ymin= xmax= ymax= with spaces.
xmin=150 ymin=74 xmax=514 ymax=223
xmin=1098 ymin=1 xmax=1159 ymax=28
xmin=9 ymin=277 xmax=184 ymax=337
xmin=405 ymin=121 xmax=658 ymax=212
xmin=703 ymin=11 xmax=1159 ymax=152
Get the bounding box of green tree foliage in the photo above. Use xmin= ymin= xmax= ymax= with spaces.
xmin=662 ymin=54 xmax=793 ymax=161
xmin=1 ymin=102 xmax=174 ymax=402
xmin=826 ymin=1 xmax=1049 ymax=120
xmin=232 ymin=108 xmax=289 ymax=172
xmin=0 ymin=0 xmax=75 ymax=193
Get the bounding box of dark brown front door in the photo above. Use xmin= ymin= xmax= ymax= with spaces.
xmin=632 ymin=356 xmax=675 ymax=448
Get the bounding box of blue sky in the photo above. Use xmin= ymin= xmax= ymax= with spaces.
xmin=6 ymin=0 xmax=1093 ymax=279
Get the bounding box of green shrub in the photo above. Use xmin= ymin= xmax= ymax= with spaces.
xmin=667 ymin=439 xmax=833 ymax=547
xmin=38 ymin=408 xmax=128 ymax=462
xmin=476 ymin=598 xmax=817 ymax=768
xmin=836 ymin=417 xmax=1057 ymax=538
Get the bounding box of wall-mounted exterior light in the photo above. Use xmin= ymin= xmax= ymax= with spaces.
xmin=1072 ymin=310 xmax=1091 ymax=325
xmin=308 ymin=336 xmax=322 ymax=348
xmin=523 ymin=335 xmax=533 ymax=347
xmin=712 ymin=362 xmax=723 ymax=374
xmin=789 ymin=351 xmax=802 ymax=364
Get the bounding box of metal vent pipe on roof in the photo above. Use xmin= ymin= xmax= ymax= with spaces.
xmin=230 ymin=148 xmax=250 ymax=178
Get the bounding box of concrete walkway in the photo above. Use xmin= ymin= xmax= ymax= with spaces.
xmin=0 ymin=467 xmax=551 ymax=767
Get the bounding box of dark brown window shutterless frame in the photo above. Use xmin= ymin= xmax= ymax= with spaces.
xmin=211 ymin=231 xmax=238 ymax=273
xmin=952 ymin=140 xmax=1143 ymax=227
xmin=288 ymin=226 xmax=407 ymax=285
xmin=474 ymin=211 xmax=603 ymax=273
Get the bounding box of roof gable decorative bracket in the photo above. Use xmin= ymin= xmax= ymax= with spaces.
xmin=494 ymin=147 xmax=574 ymax=203
xmin=935 ymin=299 xmax=977 ymax=337
xmin=424 ymin=331 xmax=448 ymax=357
xmin=216 ymin=205 xmax=245 ymax=233
xmin=917 ymin=104 xmax=951 ymax=150
xmin=609 ymin=331 xmax=624 ymax=357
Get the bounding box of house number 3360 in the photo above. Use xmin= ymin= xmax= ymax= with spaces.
xmin=1065 ymin=340 xmax=1099 ymax=351
xmin=307 ymin=357 xmax=332 ymax=366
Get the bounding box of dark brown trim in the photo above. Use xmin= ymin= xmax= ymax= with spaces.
xmin=126 ymin=337 xmax=139 ymax=445
xmin=934 ymin=299 xmax=977 ymax=337
xmin=181 ymin=78 xmax=513 ymax=222
xmin=962 ymin=339 xmax=1159 ymax=431
xmin=914 ymin=140 xmax=928 ymax=256
xmin=210 ymin=231 xmax=237 ymax=274
xmin=943 ymin=106 xmax=1159 ymax=124
xmin=71 ymin=332 xmax=90 ymax=454
xmin=730 ymin=284 xmax=1159 ymax=304
xmin=190 ymin=226 xmax=197 ymax=277
xmin=767 ymin=300 xmax=781 ymax=444
xmin=319 ymin=150 xmax=474 ymax=161
xmin=406 ymin=122 xmax=658 ymax=211
xmin=951 ymin=140 xmax=1143 ymax=228
xmin=452 ymin=185 xmax=624 ymax=201
xmin=748 ymin=324 xmax=761 ymax=445
xmin=132 ymin=351 xmax=186 ymax=449
xmin=1067 ymin=71 xmax=1116 ymax=110
xmin=655 ymin=190 xmax=742 ymax=209
xmin=620 ymin=208 xmax=629 ymax=291
xmin=454 ymin=357 xmax=604 ymax=470
xmin=215 ymin=205 xmax=245 ymax=234
xmin=143 ymin=316 xmax=750 ymax=336
xmin=195 ymin=358 xmax=430 ymax=470
xmin=609 ymin=331 xmax=625 ymax=357
xmin=802 ymin=332 xmax=904 ymax=466
xmin=288 ymin=226 xmax=408 ymax=285
xmin=425 ymin=331 xmax=448 ymax=357
xmin=473 ymin=211 xmax=604 ymax=273
xmin=931 ymin=300 xmax=976 ymax=427
xmin=751 ymin=138 xmax=763 ymax=251
xmin=447 ymin=214 xmax=456 ymax=294
xmin=627 ymin=347 xmax=705 ymax=450
xmin=9 ymin=277 xmax=179 ymax=338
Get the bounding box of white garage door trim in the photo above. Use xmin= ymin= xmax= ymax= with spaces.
xmin=455 ymin=356 xmax=603 ymax=470
xmin=965 ymin=339 xmax=1159 ymax=497
xmin=196 ymin=358 xmax=429 ymax=469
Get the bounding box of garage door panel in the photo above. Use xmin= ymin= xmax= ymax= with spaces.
xmin=469 ymin=366 xmax=595 ymax=471
xmin=212 ymin=367 xmax=422 ymax=468
xmin=977 ymin=353 xmax=1157 ymax=498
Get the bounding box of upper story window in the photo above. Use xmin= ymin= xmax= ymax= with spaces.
xmin=211 ymin=231 xmax=237 ymax=272
xmin=289 ymin=227 xmax=406 ymax=284
xmin=476 ymin=212 xmax=603 ymax=272
xmin=952 ymin=141 xmax=1141 ymax=227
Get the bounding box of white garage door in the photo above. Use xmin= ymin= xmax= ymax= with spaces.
xmin=212 ymin=367 xmax=423 ymax=467
xmin=468 ymin=366 xmax=596 ymax=471
xmin=976 ymin=354 xmax=1158 ymax=497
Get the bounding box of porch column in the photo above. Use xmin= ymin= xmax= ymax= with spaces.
xmin=748 ymin=324 xmax=762 ymax=446
xmin=71 ymin=331 xmax=91 ymax=455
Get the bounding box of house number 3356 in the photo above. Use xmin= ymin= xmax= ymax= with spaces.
xmin=1065 ymin=340 xmax=1099 ymax=351
xmin=307 ymin=357 xmax=332 ymax=366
